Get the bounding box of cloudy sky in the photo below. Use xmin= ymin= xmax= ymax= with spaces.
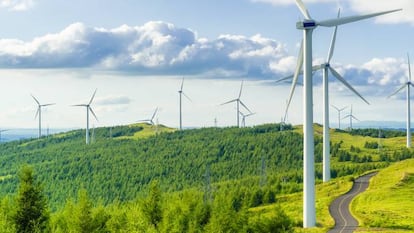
xmin=0 ymin=0 xmax=413 ymax=130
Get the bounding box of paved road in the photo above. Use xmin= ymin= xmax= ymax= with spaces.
xmin=328 ymin=172 xmax=378 ymax=233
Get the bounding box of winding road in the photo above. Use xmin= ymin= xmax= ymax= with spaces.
xmin=328 ymin=172 xmax=378 ymax=233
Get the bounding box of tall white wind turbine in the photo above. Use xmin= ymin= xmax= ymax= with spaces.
xmin=313 ymin=10 xmax=369 ymax=182
xmin=388 ymin=54 xmax=413 ymax=148
xmin=288 ymin=0 xmax=400 ymax=227
xmin=73 ymin=89 xmax=98 ymax=145
xmin=178 ymin=78 xmax=191 ymax=130
xmin=221 ymin=81 xmax=251 ymax=127
xmin=31 ymin=94 xmax=55 ymax=139
xmin=331 ymin=105 xmax=347 ymax=129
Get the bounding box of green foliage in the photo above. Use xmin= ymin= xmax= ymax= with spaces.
xmin=13 ymin=166 xmax=50 ymax=233
xmin=142 ymin=181 xmax=163 ymax=229
xmin=348 ymin=128 xmax=405 ymax=138
xmin=364 ymin=141 xmax=379 ymax=149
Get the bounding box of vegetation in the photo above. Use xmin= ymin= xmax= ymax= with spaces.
xmin=352 ymin=159 xmax=414 ymax=232
xmin=0 ymin=123 xmax=412 ymax=232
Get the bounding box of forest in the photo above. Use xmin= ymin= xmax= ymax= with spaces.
xmin=0 ymin=123 xmax=412 ymax=232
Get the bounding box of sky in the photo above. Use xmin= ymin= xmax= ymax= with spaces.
xmin=0 ymin=0 xmax=413 ymax=131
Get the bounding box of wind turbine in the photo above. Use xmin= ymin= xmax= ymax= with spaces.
xmin=138 ymin=107 xmax=158 ymax=125
xmin=178 ymin=78 xmax=191 ymax=130
xmin=313 ymin=9 xmax=369 ymax=183
xmin=331 ymin=105 xmax=347 ymax=129
xmin=287 ymin=0 xmax=400 ymax=227
xmin=388 ymin=54 xmax=413 ymax=148
xmin=221 ymin=81 xmax=251 ymax=127
xmin=73 ymin=89 xmax=98 ymax=145
xmin=31 ymin=94 xmax=55 ymax=139
xmin=239 ymin=111 xmax=255 ymax=127
xmin=342 ymin=105 xmax=359 ymax=130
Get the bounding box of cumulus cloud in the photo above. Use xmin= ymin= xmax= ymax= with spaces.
xmin=0 ymin=0 xmax=34 ymax=11
xmin=0 ymin=21 xmax=290 ymax=79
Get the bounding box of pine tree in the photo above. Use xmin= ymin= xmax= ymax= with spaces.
xmin=13 ymin=166 xmax=50 ymax=233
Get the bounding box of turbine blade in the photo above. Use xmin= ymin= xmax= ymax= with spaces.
xmin=31 ymin=94 xmax=40 ymax=105
xmin=239 ymin=100 xmax=252 ymax=113
xmin=318 ymin=9 xmax=401 ymax=27
xmin=285 ymin=40 xmax=304 ymax=119
xmin=295 ymin=0 xmax=311 ymax=20
xmin=330 ymin=104 xmax=339 ymax=111
xmin=408 ymin=53 xmax=412 ymax=82
xmin=312 ymin=65 xmax=322 ymax=72
xmin=220 ymin=99 xmax=238 ymax=106
xmin=151 ymin=107 xmax=158 ymax=121
xmin=89 ymin=107 xmax=99 ymax=121
xmin=41 ymin=103 xmax=56 ymax=107
xmin=182 ymin=92 xmax=192 ymax=102
xmin=352 ymin=115 xmax=360 ymax=122
xmin=72 ymin=104 xmax=88 ymax=107
xmin=180 ymin=78 xmax=184 ymax=92
xmin=238 ymin=80 xmax=244 ymax=98
xmin=88 ymin=89 xmax=97 ymax=105
xmin=34 ymin=108 xmax=39 ymax=119
xmin=329 ymin=67 xmax=369 ymax=105
xmin=339 ymin=106 xmax=348 ymax=111
xmin=387 ymin=84 xmax=407 ymax=98
xmin=275 ymin=75 xmax=294 ymax=83
xmin=327 ymin=9 xmax=340 ymax=63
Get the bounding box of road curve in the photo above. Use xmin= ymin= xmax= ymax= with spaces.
xmin=328 ymin=172 xmax=378 ymax=233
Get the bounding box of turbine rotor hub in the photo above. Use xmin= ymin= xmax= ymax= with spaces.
xmin=296 ymin=20 xmax=317 ymax=30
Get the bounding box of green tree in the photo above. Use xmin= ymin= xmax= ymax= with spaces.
xmin=13 ymin=166 xmax=50 ymax=233
xmin=142 ymin=181 xmax=163 ymax=229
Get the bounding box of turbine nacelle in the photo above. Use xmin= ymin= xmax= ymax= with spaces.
xmin=297 ymin=20 xmax=316 ymax=29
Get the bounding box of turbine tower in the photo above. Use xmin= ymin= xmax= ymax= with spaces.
xmin=73 ymin=89 xmax=98 ymax=145
xmin=288 ymin=0 xmax=400 ymax=227
xmin=331 ymin=105 xmax=347 ymax=129
xmin=388 ymin=54 xmax=413 ymax=148
xmin=178 ymin=78 xmax=191 ymax=130
xmin=31 ymin=94 xmax=55 ymax=139
xmin=221 ymin=81 xmax=251 ymax=127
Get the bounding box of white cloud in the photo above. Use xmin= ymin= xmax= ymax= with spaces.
xmin=0 ymin=0 xmax=34 ymax=11
xmin=0 ymin=21 xmax=288 ymax=79
xmin=95 ymin=95 xmax=132 ymax=105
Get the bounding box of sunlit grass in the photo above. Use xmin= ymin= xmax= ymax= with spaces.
xmin=352 ymin=159 xmax=414 ymax=231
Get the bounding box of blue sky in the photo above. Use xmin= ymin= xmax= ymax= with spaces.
xmin=0 ymin=0 xmax=413 ymax=130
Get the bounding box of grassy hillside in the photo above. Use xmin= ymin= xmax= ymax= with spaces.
xmin=0 ymin=123 xmax=413 ymax=232
xmin=352 ymin=159 xmax=414 ymax=232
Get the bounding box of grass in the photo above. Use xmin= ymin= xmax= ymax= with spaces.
xmin=352 ymin=159 xmax=414 ymax=232
xmin=250 ymin=176 xmax=354 ymax=233
xmin=116 ymin=123 xmax=176 ymax=140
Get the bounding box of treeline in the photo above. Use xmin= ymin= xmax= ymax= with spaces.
xmin=1 ymin=166 xmax=294 ymax=233
xmin=345 ymin=128 xmax=406 ymax=138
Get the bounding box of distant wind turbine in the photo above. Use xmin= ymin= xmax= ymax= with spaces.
xmin=342 ymin=105 xmax=359 ymax=130
xmin=138 ymin=107 xmax=158 ymax=125
xmin=286 ymin=0 xmax=400 ymax=227
xmin=31 ymin=94 xmax=55 ymax=139
xmin=72 ymin=89 xmax=98 ymax=145
xmin=331 ymin=105 xmax=347 ymax=129
xmin=388 ymin=54 xmax=413 ymax=148
xmin=221 ymin=81 xmax=251 ymax=127
xmin=239 ymin=111 xmax=255 ymax=127
xmin=178 ymin=78 xmax=192 ymax=130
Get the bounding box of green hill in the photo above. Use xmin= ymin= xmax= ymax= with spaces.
xmin=0 ymin=123 xmax=413 ymax=232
